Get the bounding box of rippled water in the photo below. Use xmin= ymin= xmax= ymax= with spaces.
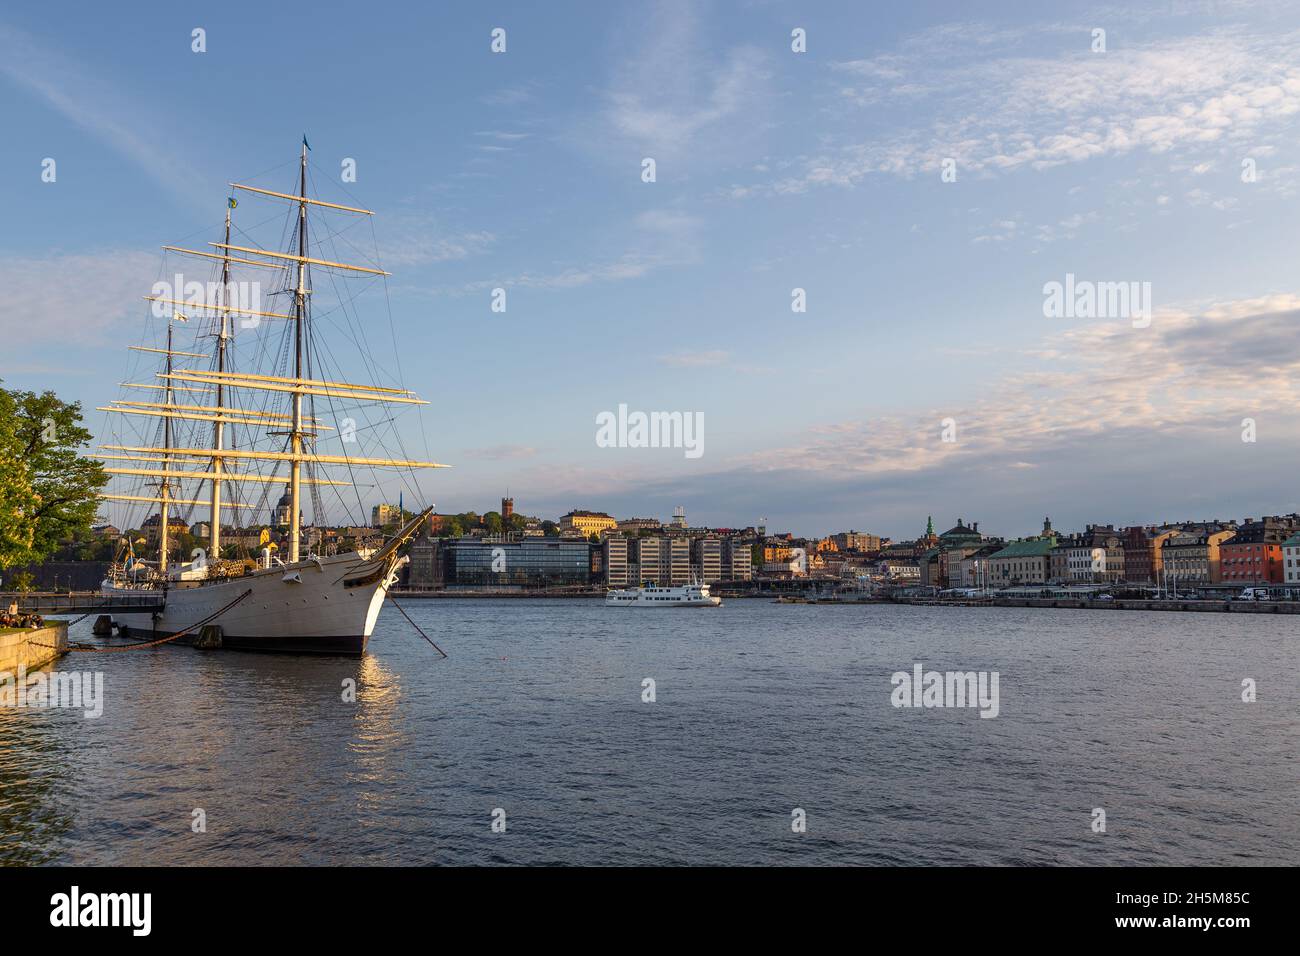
xmin=1 ymin=600 xmax=1295 ymax=865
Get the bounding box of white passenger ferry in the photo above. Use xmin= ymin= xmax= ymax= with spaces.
xmin=605 ymin=582 xmax=722 ymax=607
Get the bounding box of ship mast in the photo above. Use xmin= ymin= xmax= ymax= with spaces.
xmin=96 ymin=145 xmax=451 ymax=549
xmin=158 ymin=321 xmax=174 ymax=578
xmin=289 ymin=141 xmax=309 ymax=563
xmin=209 ymin=204 xmax=232 ymax=561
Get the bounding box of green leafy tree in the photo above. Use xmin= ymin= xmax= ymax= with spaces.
xmin=0 ymin=384 xmax=107 ymax=570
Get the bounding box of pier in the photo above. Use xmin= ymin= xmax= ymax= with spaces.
xmin=0 ymin=591 xmax=166 ymax=615
xmin=0 ymin=622 xmax=68 ymax=673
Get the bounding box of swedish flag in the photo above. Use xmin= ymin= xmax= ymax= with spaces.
xmin=228 ymin=196 xmax=237 ymax=209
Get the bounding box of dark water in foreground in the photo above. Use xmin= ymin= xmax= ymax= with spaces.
xmin=1 ymin=601 xmax=1296 ymax=865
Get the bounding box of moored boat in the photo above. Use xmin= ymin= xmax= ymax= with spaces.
xmin=605 ymin=581 xmax=722 ymax=607
xmin=95 ymin=142 xmax=446 ymax=655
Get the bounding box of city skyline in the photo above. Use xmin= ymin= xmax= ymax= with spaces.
xmin=4 ymin=1 xmax=1300 ymax=538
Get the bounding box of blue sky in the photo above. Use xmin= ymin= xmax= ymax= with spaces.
xmin=3 ymin=0 xmax=1300 ymax=539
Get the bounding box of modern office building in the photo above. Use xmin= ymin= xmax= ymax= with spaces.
xmin=692 ymin=536 xmax=722 ymax=583
xmin=661 ymin=537 xmax=691 ymax=584
xmin=406 ymin=536 xmax=443 ymax=589
xmin=722 ymin=538 xmax=753 ymax=581
xmin=604 ymin=535 xmax=629 ymax=588
xmin=442 ymin=537 xmax=593 ymax=587
xmin=630 ymin=535 xmax=663 ymax=584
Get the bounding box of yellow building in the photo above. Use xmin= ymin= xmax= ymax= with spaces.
xmin=559 ymin=510 xmax=618 ymax=538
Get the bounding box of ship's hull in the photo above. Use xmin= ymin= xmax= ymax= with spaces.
xmin=104 ymin=551 xmax=397 ymax=656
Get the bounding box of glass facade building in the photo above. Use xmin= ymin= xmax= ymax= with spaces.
xmin=442 ymin=538 xmax=594 ymax=587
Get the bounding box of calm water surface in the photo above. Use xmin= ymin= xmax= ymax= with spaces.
xmin=1 ymin=600 xmax=1296 ymax=865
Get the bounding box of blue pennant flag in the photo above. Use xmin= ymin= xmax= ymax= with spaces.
xmin=302 ymin=135 xmax=311 ymax=151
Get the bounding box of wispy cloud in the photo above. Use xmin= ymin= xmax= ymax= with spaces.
xmin=657 ymin=350 xmax=729 ymax=367
xmin=597 ymin=0 xmax=770 ymax=164
xmin=375 ymin=213 xmax=496 ymax=267
xmin=763 ymin=24 xmax=1300 ymax=193
xmin=738 ymin=294 xmax=1300 ymax=478
xmin=0 ymin=22 xmax=207 ymax=206
xmin=461 ymin=444 xmax=539 ymax=461
xmin=481 ymin=84 xmax=537 ymax=106
xmin=478 ymin=294 xmax=1300 ymax=534
xmin=0 ymin=249 xmax=157 ymax=346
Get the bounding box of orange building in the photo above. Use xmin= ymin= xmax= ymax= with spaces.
xmin=1218 ymin=518 xmax=1294 ymax=584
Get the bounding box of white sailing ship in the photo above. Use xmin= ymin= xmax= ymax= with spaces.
xmin=605 ymin=581 xmax=722 ymax=607
xmin=98 ymin=142 xmax=445 ymax=654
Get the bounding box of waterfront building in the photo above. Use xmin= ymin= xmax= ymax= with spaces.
xmin=919 ymin=547 xmax=942 ymax=587
xmin=630 ymin=535 xmax=663 ymax=584
xmin=1049 ymin=536 xmax=1072 ymax=583
xmin=692 ymin=536 xmax=722 ymax=583
xmin=1161 ymin=526 xmax=1236 ymax=584
xmin=661 ymin=537 xmax=691 ymax=584
xmin=954 ymin=542 xmax=1005 ymax=589
xmin=763 ymin=544 xmax=794 ymax=563
xmin=604 ymin=535 xmax=629 ymax=587
xmin=881 ymin=540 xmax=920 ymax=561
xmin=1060 ymin=526 xmax=1124 ymax=582
xmin=559 ymin=509 xmax=618 ymax=538
xmin=935 ymin=519 xmax=985 ymax=588
xmin=1283 ymin=532 xmax=1300 ymax=584
xmin=617 ymin=517 xmax=662 ymax=534
xmin=721 ymin=538 xmax=753 ymax=581
xmin=879 ymin=558 xmax=921 ymax=580
xmin=1218 ymin=517 xmax=1295 ymax=584
xmin=1121 ymin=526 xmax=1179 ymax=583
xmin=406 ymin=536 xmax=443 ymax=589
xmin=986 ymin=536 xmax=1056 ymax=585
xmin=443 ymin=537 xmax=593 ymax=587
xmin=832 ymin=531 xmax=882 ymax=552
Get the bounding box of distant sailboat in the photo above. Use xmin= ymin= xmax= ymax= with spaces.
xmin=98 ymin=142 xmax=446 ymax=654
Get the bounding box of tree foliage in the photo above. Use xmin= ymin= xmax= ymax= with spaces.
xmin=0 ymin=383 xmax=107 ymax=569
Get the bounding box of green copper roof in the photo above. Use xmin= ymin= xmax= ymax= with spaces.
xmin=989 ymin=536 xmax=1057 ymax=559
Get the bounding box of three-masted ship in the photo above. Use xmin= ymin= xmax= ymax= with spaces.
xmin=97 ymin=142 xmax=445 ymax=654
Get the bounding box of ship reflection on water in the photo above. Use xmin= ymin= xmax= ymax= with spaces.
xmin=0 ymin=623 xmax=413 ymax=865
